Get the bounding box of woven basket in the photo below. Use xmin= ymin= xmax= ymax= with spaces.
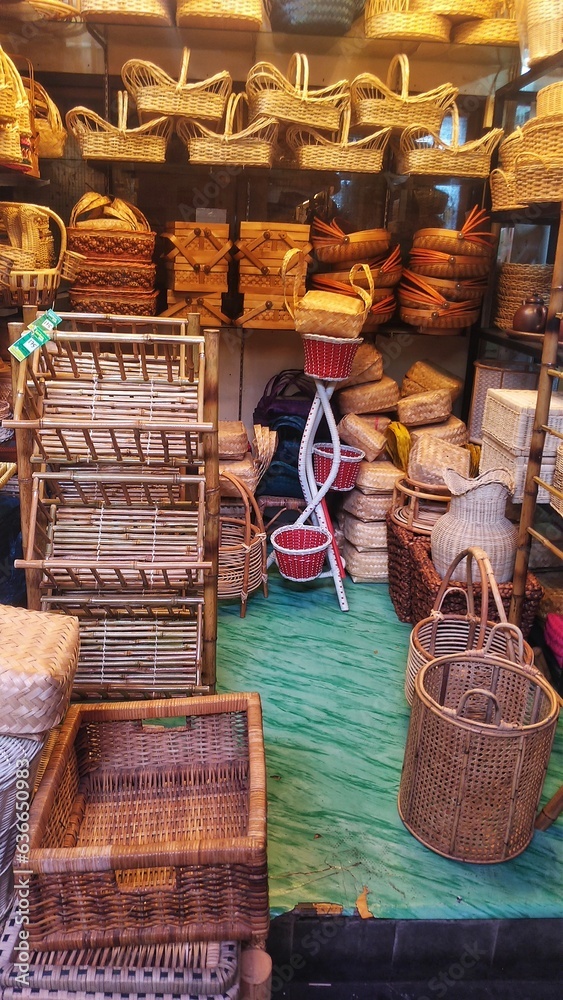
xmin=0 ymin=1 xmax=81 ymax=20
xmin=414 ymin=273 xmax=486 ymax=303
xmin=527 ymin=0 xmax=563 ymax=65
xmin=498 ymin=128 xmax=524 ymax=171
xmin=122 ymin=48 xmax=231 ymax=123
xmin=302 ymin=333 xmax=363 ymax=381
xmin=397 ymin=387 xmax=451 ymax=427
xmin=399 ymin=268 xmax=483 ymax=324
xmin=67 ymin=193 xmax=156 ymax=262
xmin=397 ymin=104 xmax=503 ymax=178
xmin=409 ymin=248 xmax=491 ymax=279
xmin=400 ymin=302 xmax=480 ymax=330
xmin=356 ymin=458 xmax=401 ymax=494
xmin=246 ymin=53 xmax=349 ymax=132
xmin=177 ymin=0 xmax=262 ymax=29
xmin=0 ymin=47 xmax=17 ymax=126
xmin=342 ymin=512 xmax=387 ymax=550
xmin=286 ymin=105 xmax=391 ymax=174
xmin=267 ymin=0 xmax=364 ymax=34
xmin=550 ymin=441 xmax=563 ymax=518
xmin=412 ymin=207 xmax=496 ymax=258
xmin=404 ymin=359 xmax=462 ymax=400
xmin=313 ymin=442 xmax=365 ymax=492
xmin=469 ymin=361 xmax=538 ymax=445
xmin=337 ymin=374 xmax=400 ymax=415
xmin=283 ymin=248 xmax=373 ymax=337
xmin=67 ymin=92 xmax=172 ymax=163
xmin=363 ymin=294 xmax=397 ymax=329
xmin=452 ymin=15 xmax=519 ymax=45
xmin=0 ymin=47 xmax=34 ymax=172
xmin=72 ymin=259 xmax=156 ymax=290
xmin=489 ymin=167 xmax=526 ymax=212
xmin=0 ymin=202 xmax=70 ymax=307
xmin=343 ymin=488 xmax=393 ymax=520
xmin=70 ymin=287 xmax=159 ymax=316
xmin=411 ymin=0 xmax=498 ymax=20
xmin=81 ymin=0 xmax=174 ymax=23
xmin=338 ymin=414 xmax=386 ymax=462
xmin=410 ymin=414 xmax=468 ymax=447
xmin=405 ymin=547 xmax=535 ymax=706
xmin=515 ymin=153 xmax=563 ymax=202
xmin=537 ymin=80 xmax=563 ymax=118
xmin=391 ymin=473 xmax=451 ymax=534
xmin=386 ymin=511 xmax=424 ymax=622
xmin=329 ymin=245 xmax=402 ymax=289
xmin=365 ymin=0 xmax=450 ymax=41
xmin=334 ymin=340 xmax=384 ymax=387
xmin=23 ymin=77 xmax=66 ymax=158
xmin=342 ymin=539 xmax=388 ymax=583
xmin=218 ymin=472 xmax=267 ymax=618
xmin=351 ymin=54 xmax=457 ymax=132
xmin=272 ymin=524 xmax=332 ymax=582
xmin=177 ymin=92 xmax=278 ymax=168
xmin=219 ymin=421 xmax=249 ymax=461
xmin=399 ymin=646 xmax=558 ymax=862
xmin=521 ymin=113 xmax=563 ymax=162
xmin=312 ymin=217 xmax=391 ymax=264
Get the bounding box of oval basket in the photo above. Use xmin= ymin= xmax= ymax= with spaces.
xmin=489 ymin=167 xmax=526 ymax=212
xmin=409 ymin=249 xmax=492 ymax=279
xmin=267 ymin=0 xmax=364 ymax=35
xmin=365 ymin=2 xmax=451 ymax=42
xmin=177 ymin=92 xmax=278 ymax=168
xmin=66 ymin=92 xmax=172 ymax=163
xmin=219 ymin=472 xmax=267 ymax=618
xmin=286 ymin=106 xmax=392 ymax=174
xmin=396 ymin=104 xmax=503 ymax=179
xmin=410 ymin=0 xmax=498 ymax=21
xmin=350 ymin=54 xmax=457 ymax=132
xmin=452 ymin=15 xmax=519 ymax=45
xmin=81 ymin=0 xmax=174 ymax=23
xmin=514 ymin=154 xmax=563 ymax=204
xmin=537 ymin=80 xmax=563 ymax=117
xmin=312 ymin=217 xmax=391 ymax=264
xmin=412 ymin=206 xmax=496 ymax=258
xmin=177 ymin=0 xmax=262 ymax=29
xmin=246 ymin=53 xmax=349 ymax=132
xmin=122 ymin=47 xmax=232 ymax=122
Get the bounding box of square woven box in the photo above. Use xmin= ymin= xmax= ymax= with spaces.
xmin=482 ymin=388 xmax=563 ymax=458
xmin=480 ymin=432 xmax=555 ymax=504
xmin=26 ymin=694 xmax=268 ymax=951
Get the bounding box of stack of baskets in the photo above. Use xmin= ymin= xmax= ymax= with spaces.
xmin=493 ymin=262 xmax=553 ymax=330
xmin=340 ymin=457 xmax=400 ymax=583
xmin=493 ymin=81 xmax=563 ymax=208
xmin=235 ymin=221 xmax=311 ymax=329
xmin=160 ymin=219 xmax=232 ymax=327
xmin=0 ymin=201 xmax=76 ymax=308
xmin=0 ymin=46 xmax=37 ymax=175
xmin=218 ymin=421 xmax=277 ymax=498
xmin=66 ymin=193 xmax=159 ymax=315
xmin=364 ymin=0 xmax=519 ymax=45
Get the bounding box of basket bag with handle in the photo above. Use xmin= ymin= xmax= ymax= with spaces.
xmin=177 ymin=0 xmax=262 ymax=29
xmin=351 ymin=54 xmax=457 ymax=131
xmin=282 ymin=247 xmax=373 ymax=338
xmin=285 ymin=104 xmax=392 ymax=174
xmin=405 ymin=546 xmax=536 ymax=705
xmin=266 ymin=0 xmax=365 ymax=35
xmin=122 ymin=48 xmax=232 ymax=123
xmin=176 ymin=92 xmax=278 ymax=168
xmin=66 ymin=92 xmax=172 ymax=163
xmin=23 ymin=77 xmax=66 ymax=158
xmin=246 ymin=53 xmax=349 ymax=132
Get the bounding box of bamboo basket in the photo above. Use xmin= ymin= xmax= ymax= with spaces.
xmin=498 ymin=128 xmax=524 ymax=171
xmin=410 ymin=414 xmax=468 ymax=447
xmin=405 ymin=359 xmax=463 ymax=401
xmin=537 ymin=81 xmax=563 ymax=117
xmin=122 ymin=48 xmax=232 ymax=123
xmin=397 ymin=105 xmax=503 ymax=178
xmin=399 ymin=270 xmax=480 ymax=329
xmin=397 ymin=387 xmax=451 ymax=426
xmin=409 ymin=247 xmax=492 ymax=279
xmin=343 ymin=513 xmax=387 ymax=550
xmin=327 ymin=245 xmax=402 ymax=288
xmin=342 ymin=539 xmax=388 ymax=583
xmin=286 ymin=105 xmax=392 ymax=173
xmin=407 ymin=436 xmax=470 ymax=487
xmin=218 ymin=472 xmax=267 ymax=618
xmin=312 ymin=217 xmax=390 ymax=264
xmin=283 ymin=249 xmax=373 ymax=338
xmin=526 ymin=0 xmax=563 ymax=65
xmin=414 ymin=273 xmax=486 ymax=303
xmin=365 ymin=0 xmax=451 ymax=42
xmin=489 ymin=167 xmax=526 ymax=212
xmin=363 ymin=293 xmax=397 ymax=329
xmin=81 ymin=0 xmax=174 ymax=24
xmin=351 ymin=54 xmax=457 ymax=132
xmin=25 ymin=694 xmax=268 ymax=950
xmin=23 ymin=78 xmax=66 ymax=158
xmin=246 ymin=53 xmax=349 ymax=132
xmin=0 ymin=1 xmax=81 ymax=20
xmin=67 ymin=194 xmax=156 ymax=262
xmin=343 ymin=488 xmax=394 ymax=521
xmin=405 ymin=547 xmax=536 ymax=706
xmin=411 ymin=0 xmax=498 ymax=20
xmin=412 ymin=207 xmax=496 ymax=258
xmin=177 ymin=93 xmax=278 ymax=168
xmin=177 ymin=0 xmax=262 ymax=29
xmin=452 ymin=15 xmax=519 ymax=45
xmin=0 ymin=47 xmax=34 ymax=172
xmin=514 ymin=154 xmax=563 ymax=204
xmin=66 ymin=92 xmax=172 ymax=163
xmin=520 ymin=113 xmax=563 ymax=162
xmin=468 ymin=361 xmax=538 ymax=444
xmin=0 ymin=203 xmax=70 ymax=308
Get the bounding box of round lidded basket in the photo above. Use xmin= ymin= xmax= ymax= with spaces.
xmin=313 ymin=443 xmax=365 ymax=492
xmin=301 ymin=334 xmax=363 ymax=381
xmin=398 ymin=647 xmax=559 ymax=863
xmin=271 ymin=524 xmax=332 ymax=582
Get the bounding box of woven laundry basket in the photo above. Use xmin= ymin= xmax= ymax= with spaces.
xmin=398 ymin=647 xmax=558 ymax=862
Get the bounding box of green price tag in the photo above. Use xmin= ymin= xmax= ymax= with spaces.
xmin=8 ymin=310 xmax=62 ymax=362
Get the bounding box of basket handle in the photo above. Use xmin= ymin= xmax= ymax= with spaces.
xmin=455 ymin=688 xmax=502 ymax=726
xmin=483 ymin=621 xmax=524 ymax=664
xmin=177 ymin=48 xmax=191 ymax=89
xmin=117 ymin=91 xmax=128 ymax=132
xmin=432 ymin=547 xmax=507 ymax=643
xmin=220 ymin=470 xmax=266 ymax=544
xmin=339 ymin=102 xmax=352 ymax=144
xmin=387 ymin=54 xmax=409 ymax=100
xmin=281 ymin=246 xmax=307 ymax=320
xmin=349 ymin=262 xmax=375 ymax=315
xmin=224 ymin=92 xmax=245 ymax=138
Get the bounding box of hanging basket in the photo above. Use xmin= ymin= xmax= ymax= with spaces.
xmin=218 ymin=472 xmax=267 ymax=619
xmin=271 ymin=524 xmax=332 ymax=582
xmin=122 ymin=48 xmax=232 ymax=122
xmin=177 ymin=0 xmax=262 ymax=29
xmin=350 ymin=54 xmax=457 ymax=132
xmin=365 ymin=0 xmax=451 ymax=42
xmin=313 ymin=443 xmax=365 ymax=491
xmin=302 ymin=333 xmax=363 ymax=381
xmin=176 ymin=92 xmax=278 ymax=168
xmin=397 ymin=104 xmax=503 ymax=178
xmin=286 ymin=105 xmax=392 ymax=174
xmin=66 ymin=92 xmax=172 ymax=163
xmin=246 ymin=53 xmax=349 ymax=132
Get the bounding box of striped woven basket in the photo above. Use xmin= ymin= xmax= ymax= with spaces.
xmin=396 ymin=104 xmax=503 ymax=179
xmin=246 ymin=53 xmax=349 ymax=131
xmin=286 ymin=105 xmax=392 ymax=173
xmin=66 ymin=92 xmax=172 ymax=163
xmin=514 ymin=154 xmax=563 ymax=204
xmin=351 ymin=54 xmax=457 ymax=131
xmin=365 ymin=0 xmax=450 ymax=41
xmin=122 ymin=48 xmax=232 ymax=122
xmin=177 ymin=93 xmax=278 ymax=168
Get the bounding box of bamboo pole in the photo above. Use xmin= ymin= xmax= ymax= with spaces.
xmin=241 ymin=949 xmax=272 ymax=1000
xmin=509 ymin=202 xmax=563 ymax=627
xmin=202 ymin=327 xmax=219 ymax=693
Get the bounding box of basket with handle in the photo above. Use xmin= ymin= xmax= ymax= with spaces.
xmin=177 ymin=0 xmax=262 ymax=29
xmin=218 ymin=471 xmax=268 ymax=618
xmin=520 ymin=112 xmax=563 ymax=161
xmin=498 ymin=128 xmax=524 ymax=171
xmin=398 ymin=641 xmax=559 ymax=863
xmin=0 ymin=202 xmax=71 ymax=307
xmin=0 ymin=46 xmax=17 ymax=125
xmin=285 ymin=105 xmax=392 ymax=173
xmin=282 ymin=247 xmax=374 ymax=338
xmin=412 ymin=207 xmax=496 ymax=258
xmin=489 ymin=167 xmax=526 ymax=212
xmin=246 ymin=53 xmax=349 ymax=132
xmin=312 ymin=217 xmax=391 ymax=264
xmin=397 ymin=105 xmax=503 ymax=178
xmin=350 ymin=54 xmax=457 ymax=132
xmin=398 ymin=269 xmax=481 ymax=329
xmin=122 ymin=48 xmax=232 ymax=122
xmin=23 ymin=77 xmax=66 ymax=158
xmin=405 ymin=546 xmax=536 ymax=705
xmin=365 ymin=0 xmax=451 ymax=42
xmin=267 ymin=0 xmax=365 ymax=34
xmin=410 ymin=0 xmax=499 ymax=18
xmin=363 ymin=293 xmax=397 ymax=329
xmin=176 ymin=92 xmax=278 ymax=168
xmin=66 ymin=92 xmax=172 ymax=163
xmin=0 ymin=47 xmax=35 ymax=173
xmin=81 ymin=0 xmax=174 ymax=24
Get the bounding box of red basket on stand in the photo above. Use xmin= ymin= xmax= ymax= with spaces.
xmin=302 ymin=334 xmax=363 ymax=381
xmin=313 ymin=443 xmax=365 ymax=491
xmin=271 ymin=525 xmax=332 ymax=582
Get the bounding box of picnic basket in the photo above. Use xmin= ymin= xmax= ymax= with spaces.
xmin=177 ymin=0 xmax=263 ymax=29
xmin=286 ymin=105 xmax=391 ymax=173
xmin=246 ymin=53 xmax=349 ymax=132
xmin=122 ymin=48 xmax=232 ymax=122
xmin=350 ymin=54 xmax=457 ymax=131
xmin=412 ymin=207 xmax=496 ymax=257
xmin=81 ymin=0 xmax=174 ymax=24
xmin=66 ymin=92 xmax=172 ymax=163
xmin=397 ymin=105 xmax=503 ymax=178
xmin=23 ymin=78 xmax=66 ymax=158
xmin=176 ymin=92 xmax=278 ymax=168
xmin=312 ymin=217 xmax=391 ymax=264
xmin=365 ymin=0 xmax=451 ymax=42
xmin=283 ymin=248 xmax=373 ymax=338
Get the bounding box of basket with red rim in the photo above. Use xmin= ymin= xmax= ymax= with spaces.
xmin=271 ymin=524 xmax=332 ymax=582
xmin=313 ymin=443 xmax=365 ymax=491
xmin=302 ymin=333 xmax=362 ymax=381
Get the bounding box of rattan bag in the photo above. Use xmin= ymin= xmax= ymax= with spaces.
xmin=122 ymin=48 xmax=232 ymax=122
xmin=351 ymin=54 xmax=457 ymax=131
xmin=246 ymin=53 xmax=349 ymax=131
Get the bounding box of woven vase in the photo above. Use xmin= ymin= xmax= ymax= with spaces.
xmin=430 ymin=468 xmax=517 ymax=583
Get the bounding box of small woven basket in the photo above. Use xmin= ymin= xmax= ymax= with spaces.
xmin=412 ymin=207 xmax=496 ymax=258
xmin=286 ymin=105 xmax=391 ymax=174
xmin=177 ymin=92 xmax=278 ymax=168
xmin=313 ymin=443 xmax=365 ymax=492
xmin=312 ymin=217 xmax=391 ymax=264
xmin=246 ymin=53 xmax=349 ymax=132
xmin=177 ymin=0 xmax=262 ymax=29
xmin=365 ymin=0 xmax=451 ymax=41
xmin=411 ymin=0 xmax=498 ymax=20
xmin=350 ymin=54 xmax=457 ymax=131
xmin=271 ymin=524 xmax=332 ymax=582
xmin=67 ymin=193 xmax=156 ymax=262
xmin=23 ymin=77 xmax=66 ymax=158
xmin=81 ymin=0 xmax=174 ymax=24
xmin=66 ymin=92 xmax=172 ymax=163
xmin=537 ymin=81 xmax=563 ymax=117
xmin=122 ymin=47 xmax=231 ymax=122
xmin=218 ymin=472 xmax=267 ymax=618
xmin=302 ymin=333 xmax=363 ymax=381
xmin=397 ymin=104 xmax=503 ymax=179
xmin=0 ymin=202 xmax=69 ymax=307
xmin=514 ymin=154 xmax=563 ymax=204
xmin=283 ymin=249 xmax=373 ymax=338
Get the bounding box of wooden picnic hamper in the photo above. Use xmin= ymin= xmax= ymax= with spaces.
xmin=66 ymin=193 xmax=156 ymax=262
xmin=405 ymin=547 xmax=536 ymax=706
xmin=23 ymin=78 xmax=66 ymax=158
xmin=267 ymin=0 xmax=364 ymax=34
xmin=397 ymin=105 xmax=503 ymax=178
xmin=81 ymin=0 xmax=174 ymax=24
xmin=122 ymin=48 xmax=232 ymax=123
xmin=25 ymin=694 xmax=269 ymax=950
xmin=0 ymin=203 xmax=72 ymax=307
xmin=177 ymin=0 xmax=263 ymax=29
xmin=365 ymin=0 xmax=451 ymax=42
xmin=246 ymin=53 xmax=349 ymax=132
xmin=219 ymin=472 xmax=267 ymax=618
xmin=350 ymin=54 xmax=457 ymax=131
xmin=176 ymin=92 xmax=278 ymax=168
xmin=285 ymin=105 xmax=391 ymax=173
xmin=66 ymin=92 xmax=172 ymax=163
xmin=312 ymin=218 xmax=391 ymax=264
xmin=398 ymin=645 xmax=558 ymax=863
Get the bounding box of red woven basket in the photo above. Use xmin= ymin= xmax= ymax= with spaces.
xmin=313 ymin=443 xmax=365 ymax=491
xmin=302 ymin=334 xmax=362 ymax=381
xmin=271 ymin=525 xmax=331 ymax=582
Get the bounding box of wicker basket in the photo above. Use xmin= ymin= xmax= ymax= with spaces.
xmin=411 ymin=0 xmax=498 ymax=19
xmin=177 ymin=0 xmax=262 ymax=29
xmin=0 ymin=1 xmax=81 ymax=20
xmin=350 ymin=54 xmax=457 ymax=131
xmin=301 ymin=333 xmax=363 ymax=381
xmin=452 ymin=14 xmax=519 ymax=45
xmin=356 ymin=458 xmax=401 ymax=494
xmin=313 ymin=442 xmax=365 ymax=492
xmin=412 ymin=207 xmax=496 ymax=258
xmin=344 ymin=488 xmax=394 ymax=521
xmin=342 ymin=512 xmax=387 ymax=550
xmin=397 ymin=104 xmax=503 ymax=178
xmin=81 ymin=0 xmax=174 ymax=24
xmin=177 ymin=92 xmax=278 ymax=168
xmin=537 ymin=80 xmax=563 ymax=117
xmin=386 ymin=511 xmax=425 ymax=622
xmin=26 ymin=694 xmax=268 ymax=950
xmin=339 ymin=414 xmax=386 ymax=462
xmin=0 ymin=736 xmax=47 ymax=921
xmin=399 ymin=647 xmax=558 ymax=862
xmin=337 ymin=374 xmax=400 ymax=415
xmin=498 ymin=128 xmax=524 ymax=171
xmin=218 ymin=472 xmax=267 ymax=618
xmin=468 ymin=361 xmax=538 ymax=444
xmin=122 ymin=48 xmax=231 ymax=123
xmin=365 ymin=0 xmax=450 ymax=41
xmin=526 ymin=0 xmax=563 ymax=65
xmin=391 ymin=474 xmax=451 ymax=534
xmin=404 ymin=359 xmax=462 ymax=401
xmin=0 ymin=202 xmax=70 ymax=307
xmin=550 ymin=441 xmax=563 ymax=518
xmin=482 ymin=387 xmax=563 ymax=458
xmin=489 ymin=167 xmax=526 ymax=212
xmin=334 ymin=340 xmax=384 ymax=387
xmin=312 ymin=217 xmax=390 ymax=264
xmin=67 ymin=92 xmax=172 ymax=163
xmin=398 ymin=268 xmax=483 ymax=328
xmin=246 ymin=53 xmax=349 ymax=132
xmin=409 ymin=248 xmax=491 ymax=279
xmin=397 ymin=388 xmax=451 ymax=427
xmin=0 ymin=47 xmax=17 ymax=126
xmin=23 ymin=77 xmax=66 ymax=158
xmin=0 ymin=47 xmax=34 ymax=171
xmin=67 ymin=193 xmax=156 ymax=262
xmin=283 ymin=249 xmax=373 ymax=337
xmin=70 ymin=287 xmax=159 ymax=316
xmin=271 ymin=524 xmax=332 ymax=581
xmin=515 ymin=153 xmax=563 ymax=204
xmin=286 ymin=105 xmax=391 ymax=174
xmin=521 ymin=112 xmax=563 ymax=162
xmin=342 ymin=539 xmax=388 ymax=583
xmin=405 ymin=547 xmax=536 ymax=706
xmin=480 ymin=432 xmax=555 ymax=504
xmin=72 ymin=259 xmax=156 ymax=290
xmin=267 ymin=0 xmax=364 ymax=34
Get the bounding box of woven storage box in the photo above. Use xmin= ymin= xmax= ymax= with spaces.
xmin=365 ymin=0 xmax=451 ymax=41
xmin=246 ymin=53 xmax=349 ymax=132
xmin=219 ymin=421 xmax=249 ymax=461
xmin=407 ymin=434 xmax=470 ymax=486
xmin=515 ymin=156 xmax=563 ymax=204
xmin=410 ymin=536 xmax=543 ymax=637
xmin=70 ymin=287 xmax=159 ymax=316
xmin=338 ymin=413 xmax=386 ymax=463
xmin=409 ymin=415 xmax=469 ymax=448
xmin=356 ymin=458 xmax=401 ymax=494
xmin=480 ymin=432 xmax=555 ymax=504
xmin=404 ymin=360 xmax=463 ymax=401
xmin=219 ymin=455 xmax=260 ymax=495
xmin=235 ymin=294 xmax=293 ymax=330
xmin=342 ymin=539 xmax=388 ymax=583
xmin=177 ymin=0 xmax=262 ymax=29
xmin=343 ymin=488 xmax=394 ymax=521
xmin=398 ymin=648 xmax=558 ymax=863
xmin=350 ymin=54 xmax=457 ymax=132
xmin=482 ymin=388 xmax=563 ymax=458
xmin=334 ymin=341 xmax=383 ymax=389
xmin=469 ymin=362 xmax=538 ymax=444
xmin=67 ymin=194 xmax=155 ymax=263
xmin=337 ymin=375 xmax=400 ymax=415
xmin=0 ymin=605 xmax=79 ymax=736
xmin=397 ymin=389 xmax=451 ymax=428
xmin=343 ymin=512 xmax=387 ymax=550
xmin=26 ymin=694 xmax=268 ymax=951
xmin=386 ymin=511 xmax=427 ymax=623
